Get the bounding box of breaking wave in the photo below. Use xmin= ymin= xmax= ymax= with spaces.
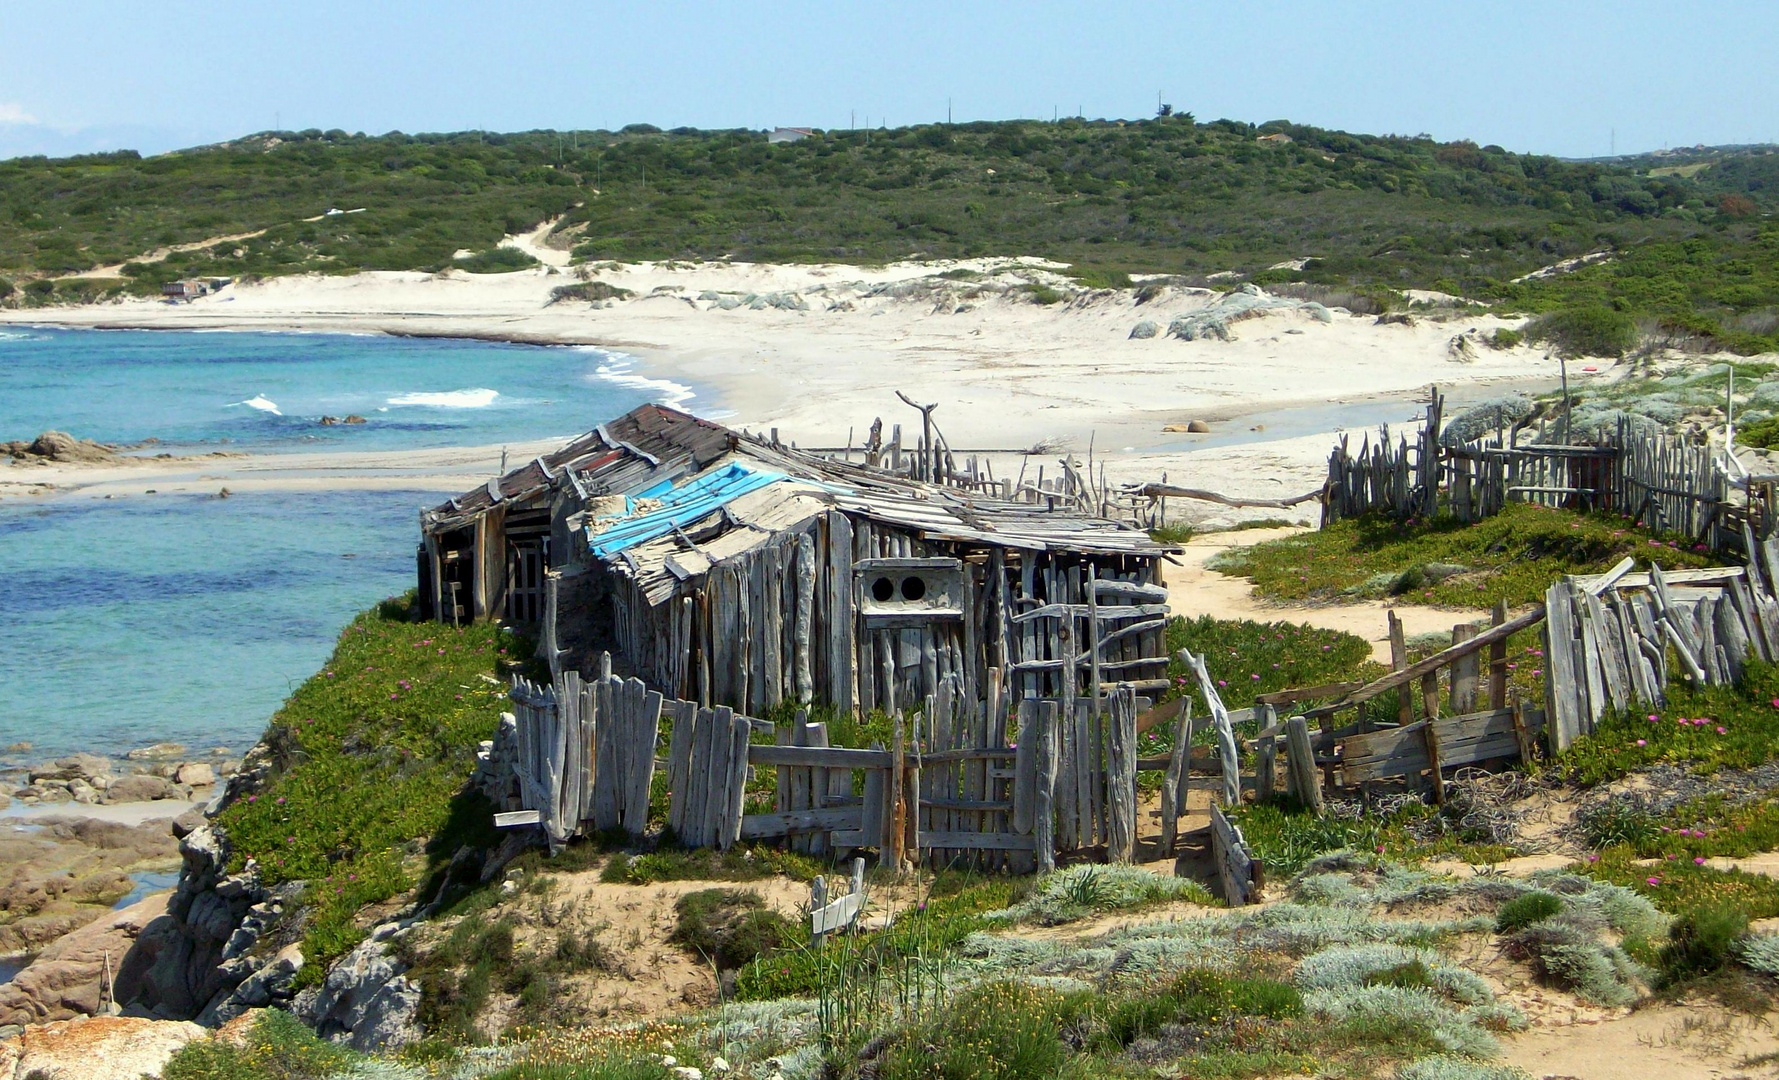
xmin=228 ymin=394 xmax=282 ymax=416
xmin=386 ymin=388 xmax=500 ymax=408
xmin=588 ymin=353 xmax=695 ymax=407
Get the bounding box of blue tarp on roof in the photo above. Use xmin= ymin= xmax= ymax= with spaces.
xmin=588 ymin=462 xmax=785 ymax=558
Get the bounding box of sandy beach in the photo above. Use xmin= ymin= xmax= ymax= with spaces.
xmin=0 ymin=250 xmax=1580 ymax=521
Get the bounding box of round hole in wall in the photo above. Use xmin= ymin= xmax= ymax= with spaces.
xmin=871 ymin=576 xmax=896 ymax=602
xmin=900 ymin=576 xmax=927 ymax=601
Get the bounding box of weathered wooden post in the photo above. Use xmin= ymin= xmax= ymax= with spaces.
xmin=1285 ymin=715 xmax=1324 ymax=815
xmin=1106 ymin=685 xmax=1137 ymax=864
xmin=1034 ymin=700 xmax=1059 ymax=873
xmin=1255 ymin=704 xmax=1277 ymax=804
xmin=1158 ymin=698 xmax=1192 ymax=853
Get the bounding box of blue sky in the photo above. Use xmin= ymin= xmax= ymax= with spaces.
xmin=3 ymin=1 xmax=1776 ymax=160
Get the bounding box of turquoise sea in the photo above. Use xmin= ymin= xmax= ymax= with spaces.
xmin=0 ymin=327 xmax=689 ymax=760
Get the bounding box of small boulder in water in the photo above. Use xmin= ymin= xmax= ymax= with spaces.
xmin=126 ymin=743 xmax=186 ymax=761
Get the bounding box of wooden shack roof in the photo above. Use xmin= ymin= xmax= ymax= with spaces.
xmin=422 ymin=404 xmax=736 ymax=530
xmin=425 ymin=404 xmax=1176 ymax=590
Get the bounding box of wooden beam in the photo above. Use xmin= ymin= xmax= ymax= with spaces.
xmin=1303 ymin=605 xmax=1546 ymax=718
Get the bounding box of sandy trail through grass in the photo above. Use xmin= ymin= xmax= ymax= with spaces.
xmin=1160 ymin=527 xmax=1490 ymax=662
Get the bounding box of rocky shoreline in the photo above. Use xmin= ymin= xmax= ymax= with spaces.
xmin=0 ymin=742 xmax=244 ymax=1033
xmin=0 ymin=744 xmax=237 ymax=812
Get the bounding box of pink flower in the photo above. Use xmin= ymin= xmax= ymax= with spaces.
xmin=1251 ymin=674 xmax=1261 ymax=681
xmin=1695 ymin=857 xmax=1707 ymax=865
xmin=1636 ymin=739 xmax=1646 ymax=747
xmin=1717 ymin=726 xmax=1728 ymax=735
xmin=1647 ymin=876 xmax=1662 ymax=885
xmin=1648 ymin=714 xmax=1660 ymax=723
xmin=1217 ymin=680 xmax=1227 ymax=687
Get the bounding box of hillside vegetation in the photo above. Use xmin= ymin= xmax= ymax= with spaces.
xmin=3 ymin=119 xmax=1779 ymax=349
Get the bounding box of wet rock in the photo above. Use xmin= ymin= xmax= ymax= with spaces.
xmin=103 ymin=775 xmax=183 ymax=803
xmin=126 ymin=743 xmax=186 ymax=762
xmin=31 ymin=754 xmax=111 ymax=784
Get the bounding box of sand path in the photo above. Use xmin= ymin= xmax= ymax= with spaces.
xmin=1162 ymin=526 xmax=1490 ymax=662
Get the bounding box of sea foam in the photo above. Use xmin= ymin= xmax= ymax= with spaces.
xmin=228 ymin=394 xmax=283 ymax=415
xmin=587 ymin=352 xmax=695 ymax=407
xmin=386 ymin=388 xmax=500 ymax=408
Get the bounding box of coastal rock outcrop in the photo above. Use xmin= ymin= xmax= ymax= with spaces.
xmin=0 ymin=1015 xmax=208 ymax=1080
xmin=293 ymin=929 xmax=422 ymax=1051
xmin=113 ymin=824 xmax=268 ymax=1020
xmin=1 ymin=431 xmax=120 ymax=466
xmin=0 ymin=892 xmax=172 ymax=1027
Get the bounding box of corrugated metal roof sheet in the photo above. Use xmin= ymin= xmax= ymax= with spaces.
xmin=587 ymin=462 xmax=786 ymax=558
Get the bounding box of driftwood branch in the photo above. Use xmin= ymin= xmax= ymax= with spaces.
xmin=1134 ymin=482 xmax=1325 ymax=510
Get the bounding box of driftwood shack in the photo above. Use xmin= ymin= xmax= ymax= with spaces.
xmin=419 ymin=404 xmax=1175 ymax=718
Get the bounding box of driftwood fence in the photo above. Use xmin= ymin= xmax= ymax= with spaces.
xmin=478 ymin=653 xmax=1158 ymax=873
xmin=1543 ymin=537 xmax=1779 ymax=749
xmin=1322 ymin=389 xmax=1775 ymax=563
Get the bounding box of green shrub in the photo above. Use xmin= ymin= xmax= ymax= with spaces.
xmin=1397 ymin=1057 xmax=1532 ymax=1080
xmin=1487 ymin=327 xmax=1524 ymax=349
xmin=1526 ymin=306 xmax=1639 ymax=358
xmin=1502 ymin=915 xmax=1644 ymax=1005
xmin=670 ymin=888 xmax=798 ymax=970
xmin=1097 ymin=969 xmax=1302 ymax=1049
xmin=1494 ymin=892 xmax=1563 ymax=933
xmin=994 ymin=864 xmax=1213 ymax=924
xmin=161 ymin=1008 xmax=357 ymax=1080
xmin=1573 ymin=800 xmax=1660 ymax=850
xmin=873 ymin=981 xmax=1088 ymax=1080
xmin=1659 ymin=906 xmax=1748 ymax=984
xmin=548 ymin=280 xmax=632 ymax=304
xmin=1736 ymin=932 xmax=1779 ymax=976
xmin=455 ymin=246 xmax=541 ymax=273
xmin=0 ymin=277 xmax=12 ymax=299
xmin=1021 ymin=283 xmax=1067 ymax=305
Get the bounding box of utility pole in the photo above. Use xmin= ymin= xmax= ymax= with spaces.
xmin=947 ymin=98 xmax=952 ymax=124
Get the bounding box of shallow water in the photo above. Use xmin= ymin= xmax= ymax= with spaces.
xmin=0 ymin=489 xmax=441 ymax=759
xmin=114 ymin=869 xmax=182 ymax=910
xmin=0 ymin=326 xmax=693 ymax=453
xmin=1 ymin=328 xmax=691 ymax=760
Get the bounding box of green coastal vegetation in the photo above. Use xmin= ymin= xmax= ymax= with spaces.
xmin=4 ymin=120 xmax=1779 ymax=353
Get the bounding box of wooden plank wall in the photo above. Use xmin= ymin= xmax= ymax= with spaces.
xmin=492 ymin=661 xmax=1151 ymax=871
xmin=1543 ymin=559 xmax=1779 ymax=750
